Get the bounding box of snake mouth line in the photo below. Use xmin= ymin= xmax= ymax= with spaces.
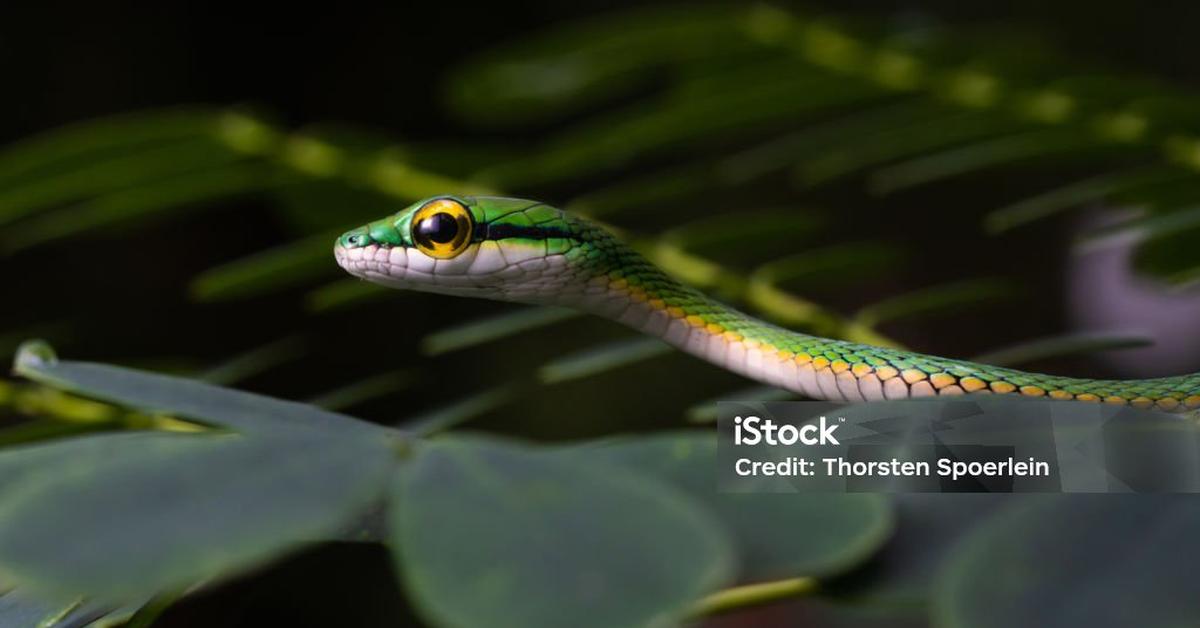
xmin=334 ymin=244 xmax=405 ymax=278
xmin=334 ymin=244 xmax=500 ymax=289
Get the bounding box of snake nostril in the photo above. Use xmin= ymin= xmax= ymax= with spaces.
xmin=341 ymin=232 xmax=370 ymax=248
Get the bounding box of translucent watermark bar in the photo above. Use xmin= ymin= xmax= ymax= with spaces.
xmin=717 ymin=399 xmax=1200 ymax=493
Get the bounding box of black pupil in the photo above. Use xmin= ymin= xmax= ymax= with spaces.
xmin=417 ymin=213 xmax=459 ymax=244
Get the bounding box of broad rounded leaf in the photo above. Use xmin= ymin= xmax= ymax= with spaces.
xmin=12 ymin=340 xmax=382 ymax=438
xmin=0 ymin=587 xmax=79 ymax=627
xmin=392 ymin=436 xmax=733 ymax=628
xmin=0 ymin=431 xmax=395 ymax=600
xmin=0 ymin=584 xmax=146 ymax=628
xmin=577 ymin=432 xmax=893 ymax=582
xmin=825 ymin=494 xmax=1016 ymax=605
xmin=935 ymin=496 xmax=1200 ymax=628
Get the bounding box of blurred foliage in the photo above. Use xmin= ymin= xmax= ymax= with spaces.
xmin=3 ymin=3 xmax=1200 ymax=627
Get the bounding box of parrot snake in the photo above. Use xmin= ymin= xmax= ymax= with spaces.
xmin=334 ymin=195 xmax=1200 ymax=413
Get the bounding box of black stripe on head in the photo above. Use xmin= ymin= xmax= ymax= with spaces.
xmin=473 ymin=222 xmax=578 ymax=241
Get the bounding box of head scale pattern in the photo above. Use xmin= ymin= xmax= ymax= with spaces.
xmin=334 ymin=195 xmax=636 ymax=304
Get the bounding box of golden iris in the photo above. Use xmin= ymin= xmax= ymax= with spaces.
xmin=411 ymin=198 xmax=473 ymax=258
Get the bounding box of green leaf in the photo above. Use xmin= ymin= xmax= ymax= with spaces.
xmin=12 ymin=340 xmax=382 ymax=438
xmin=854 ymin=279 xmax=1014 ymax=328
xmin=0 ymin=585 xmax=151 ymax=628
xmin=796 ymin=112 xmax=1016 ymax=185
xmin=360 ymin=152 xmax=498 ymax=199
xmin=0 ymin=136 xmax=244 ymax=227
xmin=392 ymin=436 xmax=732 ymax=628
xmin=444 ymin=5 xmax=749 ymax=125
xmin=537 ymin=337 xmax=672 ymax=384
xmin=825 ymin=495 xmax=1015 ymax=606
xmin=935 ymin=497 xmax=1200 ymax=628
xmin=269 ymin=167 xmax=397 ymax=233
xmin=686 ymin=385 xmax=797 ymax=424
xmin=566 ymin=163 xmax=716 ymax=218
xmin=421 ymin=307 xmax=581 ymax=355
xmin=867 ymin=129 xmax=1096 ymax=194
xmin=477 ymin=69 xmax=879 ymax=188
xmin=0 ymin=419 xmax=110 ymax=450
xmin=1130 ymin=222 xmax=1200 ymax=284
xmin=199 ymin=337 xmax=308 ymax=385
xmin=189 ymin=229 xmax=341 ymax=302
xmin=1085 ymin=203 xmax=1200 ymax=245
xmin=751 ymin=242 xmax=905 ymax=291
xmin=118 ymin=592 xmax=180 ymax=628
xmin=305 ymin=279 xmax=393 ymax=313
xmin=0 ymin=322 xmax=73 ymax=361
xmin=715 ymin=102 xmax=940 ymax=184
xmin=0 ymin=430 xmax=395 ymax=601
xmin=971 ymin=332 xmax=1153 ymax=367
xmin=746 ymin=244 xmax=905 ymax=343
xmin=0 ymin=108 xmax=217 ymax=189
xmin=3 ymin=163 xmax=284 ymax=252
xmin=307 ymin=370 xmax=416 ymax=411
xmin=690 ymin=577 xmax=818 ymax=617
xmin=662 ymin=209 xmax=822 ymax=256
xmin=0 ymin=586 xmax=81 ymax=627
xmin=576 ymin=432 xmax=893 ymax=582
xmin=402 ymin=386 xmax=515 ymax=436
xmin=984 ymin=167 xmax=1182 ymax=233
xmin=642 ymin=240 xmax=743 ymax=295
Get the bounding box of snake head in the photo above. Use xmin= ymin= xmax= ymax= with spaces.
xmin=334 ymin=195 xmax=603 ymax=303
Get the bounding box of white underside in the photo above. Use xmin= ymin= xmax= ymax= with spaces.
xmin=337 ymin=243 xmax=924 ymax=402
xmin=582 ymin=291 xmax=930 ymax=402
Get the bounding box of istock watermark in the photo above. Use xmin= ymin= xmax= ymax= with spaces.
xmin=717 ymin=399 xmax=1200 ymax=493
xmin=733 ymin=415 xmax=842 ymax=446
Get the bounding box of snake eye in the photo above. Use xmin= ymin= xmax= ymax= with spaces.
xmin=411 ymin=198 xmax=473 ymax=259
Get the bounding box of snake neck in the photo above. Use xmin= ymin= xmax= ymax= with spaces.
xmin=557 ymin=250 xmax=1200 ymax=413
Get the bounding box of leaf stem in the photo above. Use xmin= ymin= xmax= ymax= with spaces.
xmin=690 ymin=576 xmax=818 ymax=616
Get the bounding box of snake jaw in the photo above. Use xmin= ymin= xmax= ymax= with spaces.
xmin=335 ymin=236 xmax=587 ymax=307
xmin=334 ymin=240 xmax=498 ymax=298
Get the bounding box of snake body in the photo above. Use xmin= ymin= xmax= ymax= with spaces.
xmin=334 ymin=195 xmax=1200 ymax=412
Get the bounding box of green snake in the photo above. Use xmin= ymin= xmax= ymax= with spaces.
xmin=334 ymin=195 xmax=1200 ymax=412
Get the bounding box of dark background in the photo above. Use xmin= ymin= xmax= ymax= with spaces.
xmin=7 ymin=0 xmax=1200 ymax=359
xmin=7 ymin=0 xmax=1198 ymax=376
xmin=7 ymin=2 xmax=1200 ymax=142
xmin=5 ymin=2 xmax=1200 ymax=626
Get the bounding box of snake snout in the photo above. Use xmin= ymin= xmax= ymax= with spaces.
xmin=337 ymin=227 xmax=373 ymax=250
xmin=334 ymin=227 xmax=384 ymax=278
